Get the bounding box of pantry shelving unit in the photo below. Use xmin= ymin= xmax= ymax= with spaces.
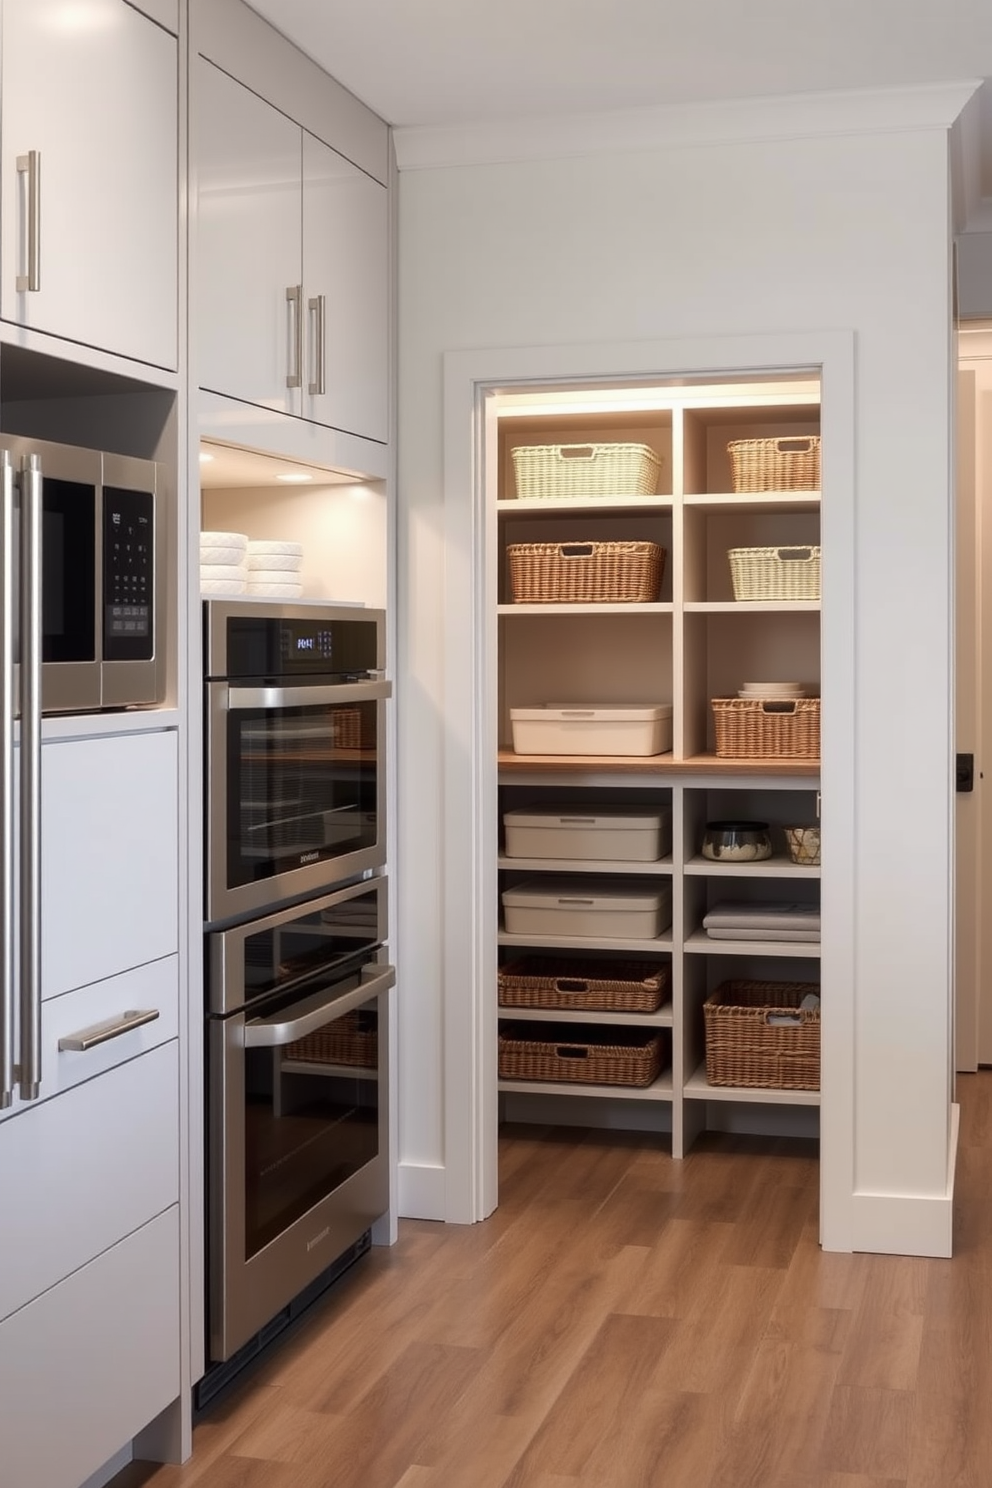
xmin=494 ymin=374 xmax=822 ymax=1156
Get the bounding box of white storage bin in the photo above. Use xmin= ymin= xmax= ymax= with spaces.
xmin=503 ymin=806 xmax=672 ymax=862
xmin=502 ymin=878 xmax=673 ymax=939
xmin=509 ymin=704 xmax=673 ymax=757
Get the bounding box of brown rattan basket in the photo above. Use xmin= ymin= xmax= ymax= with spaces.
xmin=712 ymin=697 xmax=820 ymax=760
xmin=727 ymin=436 xmax=820 ymax=492
xmin=498 ymin=955 xmax=669 ymax=1013
xmin=728 ymin=545 xmax=820 ymax=602
xmin=507 ymin=540 xmax=665 ymax=603
xmin=498 ymin=1022 xmax=666 ymax=1087
xmin=511 ymin=443 xmax=661 ymax=500
xmin=284 ymin=1011 xmax=377 ymax=1069
xmin=703 ymin=979 xmax=820 ymax=1090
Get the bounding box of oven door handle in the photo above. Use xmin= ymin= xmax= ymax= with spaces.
xmin=243 ymin=964 xmax=395 ymax=1048
xmin=226 ymin=680 xmax=391 ymax=711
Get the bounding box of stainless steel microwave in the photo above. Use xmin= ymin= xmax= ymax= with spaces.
xmin=0 ymin=435 xmax=167 ymax=714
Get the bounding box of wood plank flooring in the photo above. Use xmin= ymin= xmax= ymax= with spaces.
xmin=113 ymin=1073 xmax=992 ymax=1488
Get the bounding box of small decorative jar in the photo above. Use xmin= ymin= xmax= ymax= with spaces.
xmin=701 ymin=820 xmax=772 ymax=863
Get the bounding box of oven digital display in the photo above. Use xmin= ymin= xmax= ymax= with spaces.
xmin=223 ymin=616 xmax=378 ymax=679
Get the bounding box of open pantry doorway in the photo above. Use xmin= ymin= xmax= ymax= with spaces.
xmin=439 ymin=330 xmax=858 ymax=1250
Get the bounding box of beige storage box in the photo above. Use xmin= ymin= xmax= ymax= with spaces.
xmin=501 ymin=878 xmax=673 ymax=939
xmin=503 ymin=806 xmax=672 ymax=862
xmin=509 ymin=704 xmax=673 ymax=757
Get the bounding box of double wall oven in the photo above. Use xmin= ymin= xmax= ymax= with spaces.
xmin=203 ymin=600 xmax=392 ymax=1369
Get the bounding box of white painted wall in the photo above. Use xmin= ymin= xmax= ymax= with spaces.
xmin=396 ymin=109 xmax=960 ymax=1251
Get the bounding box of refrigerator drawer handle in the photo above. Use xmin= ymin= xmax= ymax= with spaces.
xmin=58 ymin=1008 xmax=160 ymax=1053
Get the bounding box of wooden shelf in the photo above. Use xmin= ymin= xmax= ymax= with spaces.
xmin=497 ymin=1005 xmax=673 ymax=1028
xmin=498 ymin=854 xmax=673 ymax=875
xmin=497 ymin=495 xmax=673 ymax=515
xmin=498 ymin=750 xmax=820 ymax=778
xmin=683 ymin=929 xmax=820 ymax=958
xmin=498 ymin=1070 xmax=674 ymax=1101
xmin=498 ymin=928 xmax=674 ymax=954
xmin=683 ymin=601 xmax=819 ymax=614
xmin=498 ymin=602 xmax=673 ymax=616
xmin=684 ymin=854 xmax=820 ymax=879
xmin=682 ymin=490 xmax=820 ymax=514
xmin=683 ymin=1061 xmax=820 ymax=1107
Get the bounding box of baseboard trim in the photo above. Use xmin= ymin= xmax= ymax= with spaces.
xmin=847 ymin=1108 xmax=959 ymax=1258
xmin=397 ymin=1160 xmax=446 ymax=1220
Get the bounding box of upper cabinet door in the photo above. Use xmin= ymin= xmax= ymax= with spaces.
xmin=302 ymin=132 xmax=389 ymax=445
xmin=196 ymin=58 xmax=304 ymax=416
xmin=0 ymin=0 xmax=178 ymax=370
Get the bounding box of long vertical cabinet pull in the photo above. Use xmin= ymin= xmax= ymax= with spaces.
xmin=307 ymin=294 xmax=326 ymax=396
xmin=286 ymin=285 xmax=303 ymax=389
xmin=0 ymin=453 xmax=14 ymax=1108
xmin=15 ymin=151 xmax=41 ymax=293
xmin=18 ymin=456 xmax=42 ymax=1100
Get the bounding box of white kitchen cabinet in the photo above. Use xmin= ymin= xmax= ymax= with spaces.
xmin=0 ymin=0 xmax=178 ymax=370
xmin=0 ymin=1207 xmax=180 ymax=1488
xmin=196 ymin=57 xmax=388 ymax=444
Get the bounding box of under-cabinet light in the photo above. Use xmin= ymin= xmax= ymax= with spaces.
xmin=276 ymin=472 xmax=313 ymax=483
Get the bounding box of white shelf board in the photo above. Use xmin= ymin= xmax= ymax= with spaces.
xmin=281 ymin=1060 xmax=379 ymax=1081
xmin=497 ymin=496 xmax=673 ymax=515
xmin=498 ymin=601 xmax=673 ymax=616
xmin=683 ymin=600 xmax=820 ymax=614
xmin=682 ymin=491 xmax=820 ymax=514
xmin=684 ymin=1061 xmax=820 ymax=1107
xmin=498 ymin=1071 xmax=674 ymax=1101
xmin=498 ymin=854 xmax=673 ymax=875
xmin=498 ymin=1005 xmax=674 ymax=1028
xmin=683 ymin=929 xmax=821 ymax=958
xmin=684 ymin=854 xmax=820 ymax=879
xmin=499 ymin=929 xmax=674 ymax=954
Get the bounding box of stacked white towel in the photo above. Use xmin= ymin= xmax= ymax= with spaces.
xmin=246 ymin=540 xmax=304 ymax=598
xmin=201 ymin=531 xmax=248 ymax=594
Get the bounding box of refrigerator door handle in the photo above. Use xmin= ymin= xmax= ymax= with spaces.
xmin=0 ymin=452 xmax=14 ymax=1108
xmin=18 ymin=454 xmax=42 ymax=1100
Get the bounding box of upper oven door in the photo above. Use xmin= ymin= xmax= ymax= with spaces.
xmin=206 ymin=676 xmax=390 ymax=924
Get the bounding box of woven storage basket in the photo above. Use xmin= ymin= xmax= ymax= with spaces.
xmin=284 ymin=1011 xmax=378 ymax=1068
xmin=727 ymin=436 xmax=820 ymax=492
xmin=728 ymin=545 xmax=820 ymax=602
xmin=712 ymin=697 xmax=820 ymax=760
xmin=498 ymin=955 xmax=669 ymax=1014
xmin=330 ymin=708 xmax=363 ymax=749
xmin=507 ymin=540 xmax=666 ymax=603
xmin=498 ymin=1022 xmax=666 ymax=1087
xmin=511 ymin=443 xmax=661 ymax=500
xmin=703 ymin=979 xmax=820 ymax=1090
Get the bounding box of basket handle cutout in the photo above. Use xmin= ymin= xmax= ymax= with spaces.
xmin=773 ymin=438 xmax=815 ymax=454
xmin=774 ymin=546 xmax=815 ymax=562
xmin=556 ymin=1046 xmax=589 ymax=1059
xmin=558 ymin=446 xmax=596 ymax=461
xmin=760 ymin=700 xmax=799 ymax=715
xmin=766 ymin=1012 xmax=803 ymax=1026
xmin=559 ymin=544 xmax=595 ymax=559
xmin=554 ymin=979 xmax=590 ymax=994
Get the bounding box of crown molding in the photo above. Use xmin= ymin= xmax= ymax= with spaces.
xmin=393 ymin=79 xmax=983 ymax=172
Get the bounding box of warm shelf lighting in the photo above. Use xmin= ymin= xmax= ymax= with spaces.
xmin=276 ymin=472 xmax=313 ymax=483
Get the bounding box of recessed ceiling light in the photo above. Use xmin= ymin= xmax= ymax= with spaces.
xmin=276 ymin=472 xmax=313 ymax=483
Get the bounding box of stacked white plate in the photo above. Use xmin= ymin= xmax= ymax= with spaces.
xmin=246 ymin=539 xmax=304 ymax=598
xmin=201 ymin=530 xmax=248 ymax=595
xmin=737 ymin=682 xmax=806 ymax=699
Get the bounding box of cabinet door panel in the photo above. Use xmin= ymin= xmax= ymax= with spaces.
xmin=196 ymin=57 xmax=303 ymax=414
xmin=0 ymin=1038 xmax=178 ymax=1320
xmin=0 ymin=0 xmax=178 ymax=369
xmin=0 ymin=1208 xmax=180 ymax=1488
xmin=41 ymin=730 xmax=179 ymax=998
xmin=303 ymin=131 xmax=388 ymax=444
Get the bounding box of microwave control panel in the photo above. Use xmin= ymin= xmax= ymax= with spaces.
xmin=103 ymin=486 xmax=154 ymax=661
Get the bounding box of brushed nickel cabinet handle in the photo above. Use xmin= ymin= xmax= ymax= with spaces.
xmin=286 ymin=284 xmax=303 ymax=388
xmin=308 ymin=293 xmax=326 ymax=395
xmin=16 ymin=151 xmax=41 ymax=293
xmin=58 ymin=1008 xmax=160 ymax=1053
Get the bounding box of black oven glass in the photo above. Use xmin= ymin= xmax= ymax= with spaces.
xmin=41 ymin=477 xmax=96 ymax=663
xmin=243 ymin=992 xmax=380 ymax=1259
xmin=240 ymin=889 xmax=383 ymax=1000
xmin=227 ymin=699 xmax=378 ymax=890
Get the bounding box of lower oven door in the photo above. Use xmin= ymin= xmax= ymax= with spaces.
xmin=208 ymin=958 xmax=393 ymax=1363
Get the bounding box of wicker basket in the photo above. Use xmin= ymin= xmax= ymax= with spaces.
xmin=498 ymin=955 xmax=669 ymax=1014
xmin=728 ymin=545 xmax=820 ymax=602
xmin=712 ymin=697 xmax=820 ymax=760
xmin=703 ymin=980 xmax=820 ymax=1090
xmin=284 ymin=1011 xmax=378 ymax=1069
xmin=727 ymin=436 xmax=820 ymax=492
xmin=507 ymin=541 xmax=665 ymax=603
xmin=498 ymin=1022 xmax=666 ymax=1087
xmin=511 ymin=443 xmax=661 ymax=500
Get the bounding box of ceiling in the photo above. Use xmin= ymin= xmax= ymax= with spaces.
xmin=248 ymin=0 xmax=992 ymax=183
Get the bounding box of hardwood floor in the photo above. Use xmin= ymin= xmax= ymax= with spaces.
xmin=114 ymin=1074 xmax=992 ymax=1488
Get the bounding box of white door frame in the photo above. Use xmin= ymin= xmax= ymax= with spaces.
xmin=440 ymin=330 xmax=856 ymax=1246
